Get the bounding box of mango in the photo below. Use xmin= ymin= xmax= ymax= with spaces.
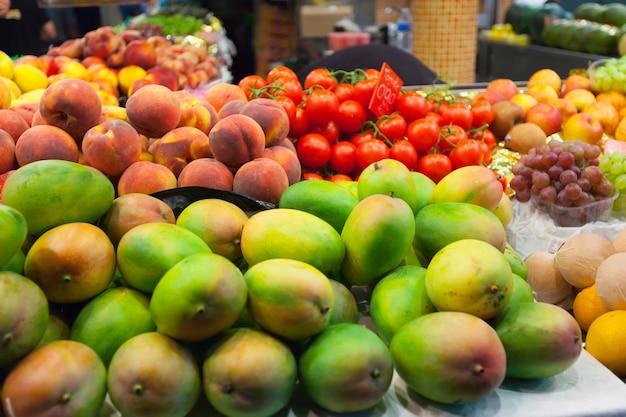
xmin=414 ymin=202 xmax=507 ymax=261
xmin=240 ymin=208 xmax=345 ymax=274
xmin=411 ymin=171 xmax=436 ymax=212
xmin=2 ymin=159 xmax=115 ymax=235
xmin=36 ymin=313 xmax=71 ymax=347
xmin=298 ymin=323 xmax=394 ymax=413
xmin=427 ymin=165 xmax=503 ymax=212
xmin=243 ymin=258 xmax=335 ymax=340
xmin=357 ymin=158 xmax=419 ymax=214
xmin=328 ymin=279 xmax=359 ymax=325
xmin=504 ymin=242 xmax=528 ymax=279
xmin=0 ymin=204 xmax=27 ymax=267
xmin=491 ymin=301 xmax=583 ymax=379
xmin=278 ymin=179 xmax=359 ymax=233
xmin=1 ymin=248 xmax=25 ymax=274
xmin=340 ymin=194 xmax=415 ymax=286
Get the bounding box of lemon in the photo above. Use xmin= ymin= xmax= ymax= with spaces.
xmin=0 ymin=50 xmax=15 ymax=79
xmin=13 ymin=64 xmax=48 ymax=94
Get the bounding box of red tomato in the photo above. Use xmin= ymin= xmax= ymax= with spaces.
xmin=364 ymin=68 xmax=381 ymax=79
xmin=468 ymin=127 xmax=497 ymax=151
xmin=330 ymin=140 xmax=358 ymax=175
xmin=497 ymin=174 xmax=508 ymax=192
xmin=352 ymin=78 xmax=378 ymax=109
xmin=328 ymin=173 xmax=353 ymax=183
xmin=333 ymin=83 xmax=355 ymax=103
xmin=425 ymin=111 xmax=443 ymax=126
xmin=479 ymin=140 xmax=493 ymax=164
xmin=336 ymin=99 xmax=367 ymax=135
xmin=266 ymin=65 xmax=298 ymax=82
xmin=470 ymin=99 xmax=494 ymax=128
xmin=438 ymin=102 xmax=473 ymax=131
xmin=303 ymin=172 xmax=325 ymax=181
xmin=375 ymin=113 xmax=407 ymax=142
xmin=349 ymin=130 xmax=376 ymax=147
xmin=356 ymin=139 xmax=390 ymax=170
xmin=311 ymin=120 xmax=340 ymax=145
xmin=305 ymin=89 xmax=339 ymax=126
xmin=449 ymin=138 xmax=485 ymax=169
xmin=270 ymin=77 xmax=304 ymax=106
xmin=438 ymin=124 xmax=468 ymax=154
xmin=289 ymin=107 xmax=310 ymax=139
xmin=390 ymin=139 xmax=418 ymax=170
xmin=273 ymin=96 xmax=296 ymax=127
xmin=238 ymin=75 xmax=267 ymax=99
xmin=395 ymin=91 xmax=429 ymax=123
xmin=406 ymin=118 xmax=440 ymax=153
xmin=417 ymin=153 xmax=453 ymax=183
xmin=296 ymin=133 xmax=332 ymax=170
xmin=304 ymin=68 xmax=338 ymax=90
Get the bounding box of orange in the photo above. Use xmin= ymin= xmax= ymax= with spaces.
xmin=582 ymin=100 xmax=620 ymax=135
xmin=596 ymin=91 xmax=626 ymax=113
xmin=585 ymin=310 xmax=626 ymax=377
xmin=527 ymin=68 xmax=562 ymax=94
xmin=616 ymin=118 xmax=626 ymax=141
xmin=563 ymin=88 xmax=597 ymax=112
xmin=572 ymin=284 xmax=611 ymax=332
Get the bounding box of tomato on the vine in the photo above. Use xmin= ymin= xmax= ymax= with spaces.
xmin=449 ymin=138 xmax=485 ymax=169
xmin=296 ymin=133 xmax=332 ymax=170
xmin=266 ymin=65 xmax=298 ymax=82
xmin=352 ymin=77 xmax=378 ymax=109
xmin=470 ymin=99 xmax=494 ymax=128
xmin=356 ymin=138 xmax=390 ymax=170
xmin=364 ymin=68 xmax=381 ymax=79
xmin=417 ymin=153 xmax=453 ymax=183
xmin=311 ymin=120 xmax=341 ymax=145
xmin=478 ymin=140 xmax=493 ymax=164
xmin=437 ymin=124 xmax=468 ymax=154
xmin=376 ymin=113 xmax=407 ymax=142
xmin=303 ymin=172 xmax=325 ymax=180
xmin=289 ymin=107 xmax=310 ymax=139
xmin=406 ymin=118 xmax=440 ymax=152
xmin=305 ymin=88 xmax=339 ymax=126
xmin=333 ymin=83 xmax=355 ymax=103
xmin=269 ymin=77 xmax=304 ymax=105
xmin=330 ymin=140 xmax=358 ymax=175
xmin=304 ymin=68 xmax=338 ymax=90
xmin=336 ymin=99 xmax=367 ymax=135
xmin=425 ymin=111 xmax=443 ymax=126
xmin=238 ymin=75 xmax=267 ymax=99
xmin=468 ymin=127 xmax=497 ymax=150
xmin=273 ymin=96 xmax=296 ymax=127
xmin=390 ymin=139 xmax=418 ymax=170
xmin=395 ymin=90 xmax=429 ymax=123
xmin=349 ymin=130 xmax=376 ymax=147
xmin=438 ymin=102 xmax=473 ymax=131
xmin=328 ymin=173 xmax=353 ymax=183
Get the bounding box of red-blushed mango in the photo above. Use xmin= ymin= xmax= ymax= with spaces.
xmin=239 ymin=97 xmax=290 ymax=146
xmin=0 ymin=271 xmax=49 ymax=367
xmin=243 ymin=258 xmax=335 ymax=340
xmin=1 ymin=340 xmax=107 ymax=417
xmin=327 ymin=279 xmax=359 ymax=325
xmin=153 ymin=126 xmax=211 ymax=176
xmin=427 ymin=165 xmax=504 ymax=212
xmin=125 ymin=84 xmax=181 ymax=139
xmin=1 ymin=159 xmax=115 ymax=236
xmin=81 ymin=119 xmax=143 ymax=177
xmin=391 ymin=311 xmax=507 ymax=404
xmin=177 ymin=157 xmax=234 ymax=191
xmin=358 ymin=158 xmax=419 ymax=215
xmin=15 ymin=124 xmax=80 ymax=167
xmin=232 ymin=157 xmax=289 ymax=204
xmin=209 ymin=114 xmax=266 ymax=171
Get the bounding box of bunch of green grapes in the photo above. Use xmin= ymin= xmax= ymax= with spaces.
xmin=139 ymin=14 xmax=204 ymax=36
xmin=599 ymin=151 xmax=626 ymax=190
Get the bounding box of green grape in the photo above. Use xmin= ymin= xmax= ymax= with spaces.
xmin=610 ymin=151 xmax=624 ymax=162
xmin=610 ymin=161 xmax=623 ymax=176
xmin=615 ymin=174 xmax=626 ymax=190
xmin=599 ymin=155 xmax=612 ymax=171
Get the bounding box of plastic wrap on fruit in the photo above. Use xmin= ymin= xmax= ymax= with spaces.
xmin=488 ymin=143 xmax=519 ymax=197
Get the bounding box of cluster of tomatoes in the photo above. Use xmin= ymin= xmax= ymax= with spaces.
xmin=237 ymin=65 xmax=499 ymax=184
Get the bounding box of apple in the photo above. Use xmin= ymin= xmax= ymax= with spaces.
xmin=524 ymin=102 xmax=563 ymax=136
xmin=561 ymin=112 xmax=604 ymax=145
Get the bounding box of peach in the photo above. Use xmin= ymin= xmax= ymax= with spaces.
xmin=97 ymin=89 xmax=120 ymax=107
xmin=550 ymin=98 xmax=578 ymax=123
xmin=261 ymin=145 xmax=302 ymax=185
xmin=105 ymin=46 xmax=126 ymax=69
xmin=0 ymin=128 xmax=16 ymax=174
xmin=486 ymin=78 xmax=519 ymax=100
xmin=472 ymin=90 xmax=506 ymax=106
xmin=127 ymin=77 xmax=156 ymax=96
xmin=203 ymin=82 xmax=248 ymax=113
xmin=177 ymin=96 xmax=219 ymax=134
xmin=123 ymin=39 xmax=157 ymax=70
xmin=9 ymin=102 xmax=38 ymax=126
xmin=0 ymin=109 xmax=30 ymax=142
xmin=177 ymin=157 xmax=234 ymax=190
xmin=153 ymin=126 xmax=212 ymax=176
xmin=38 ymin=78 xmax=102 ymax=145
xmin=88 ymin=63 xmax=119 ymax=91
xmin=563 ymin=88 xmax=597 ymax=112
xmin=238 ymin=98 xmax=290 ymax=146
xmin=99 ymin=192 xmax=176 ymax=246
xmin=117 ymin=65 xmax=147 ymax=97
xmin=100 ymin=105 xmax=128 ymax=123
xmin=146 ymin=35 xmax=172 ymax=50
xmin=125 ymin=84 xmax=181 ymax=139
xmin=232 ymin=157 xmax=289 ymax=204
xmin=119 ymin=28 xmax=143 ymax=44
xmin=15 ymin=125 xmax=79 ymax=166
xmin=525 ymin=102 xmax=563 ymax=136
xmin=83 ymin=26 xmax=123 ymax=59
xmin=82 ymin=119 xmax=143 ymax=177
xmin=582 ymin=100 xmax=620 ymax=135
xmin=145 ymin=65 xmax=179 ymax=91
xmin=81 ymin=56 xmax=107 ymax=68
xmin=116 ymin=160 xmax=178 ymax=196
xmin=0 ymin=77 xmax=10 ymax=109
xmin=561 ymin=74 xmax=592 ymax=97
xmin=274 ymin=136 xmax=297 ymax=154
xmin=208 ymin=114 xmax=266 ymax=171
xmin=217 ymin=99 xmax=246 ymax=119
xmin=49 ymin=38 xmax=84 ymax=59
xmin=58 ymin=60 xmax=90 ymax=81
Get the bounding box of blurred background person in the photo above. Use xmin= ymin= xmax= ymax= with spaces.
xmin=0 ymin=0 xmax=56 ymax=56
xmin=46 ymin=7 xmax=79 ymax=45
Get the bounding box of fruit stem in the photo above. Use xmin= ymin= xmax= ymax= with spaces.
xmin=133 ymin=384 xmax=144 ymax=397
xmin=59 ymin=392 xmax=71 ymax=404
xmin=2 ymin=333 xmax=12 ymax=345
xmin=62 ymin=274 xmax=72 ymax=284
xmin=489 ymin=285 xmax=499 ymax=294
xmin=473 ymin=364 xmax=485 ymax=375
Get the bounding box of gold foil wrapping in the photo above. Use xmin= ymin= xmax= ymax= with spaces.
xmin=488 ymin=144 xmax=519 ymax=197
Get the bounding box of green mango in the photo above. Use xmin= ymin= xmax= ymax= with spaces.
xmin=340 ymin=194 xmax=415 ymax=287
xmin=504 ymin=242 xmax=528 ymax=280
xmin=357 ymin=158 xmax=419 ymax=215
xmin=0 ymin=204 xmax=27 ymax=267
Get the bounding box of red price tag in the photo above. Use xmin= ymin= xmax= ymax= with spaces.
xmin=368 ymin=62 xmax=404 ymax=117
